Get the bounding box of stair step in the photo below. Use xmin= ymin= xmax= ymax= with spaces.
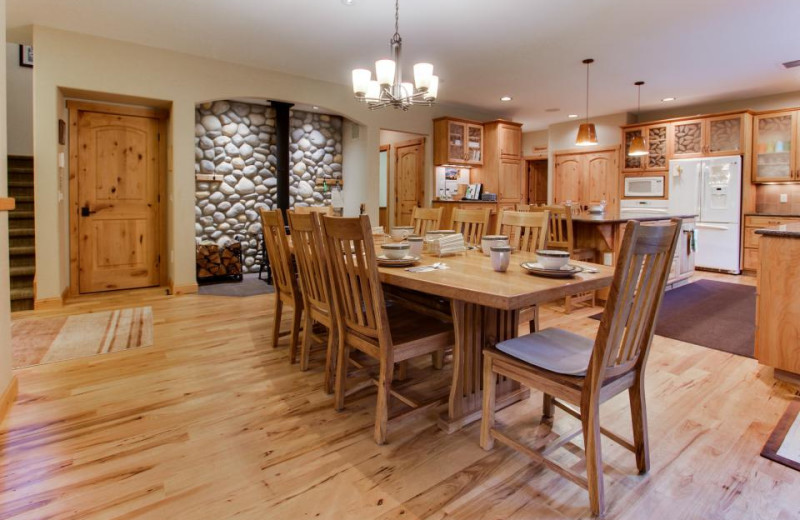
xmin=10 ymin=288 xmax=34 ymax=301
xmin=9 ymin=266 xmax=35 ymax=277
xmin=9 ymin=211 xmax=34 ymax=219
xmin=9 ymin=245 xmax=35 ymax=256
xmin=12 ymin=194 xmax=34 ymax=203
xmin=8 ymin=181 xmax=33 ymax=188
xmin=8 ymin=228 xmax=35 ymax=237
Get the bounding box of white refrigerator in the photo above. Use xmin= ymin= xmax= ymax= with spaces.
xmin=668 ymin=156 xmax=742 ymax=273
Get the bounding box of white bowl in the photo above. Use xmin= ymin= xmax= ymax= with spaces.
xmin=535 ymin=249 xmax=570 ymax=270
xmin=390 ymin=227 xmax=414 ymax=242
xmin=588 ymin=203 xmax=606 ymax=214
xmin=381 ymin=243 xmax=410 ymax=260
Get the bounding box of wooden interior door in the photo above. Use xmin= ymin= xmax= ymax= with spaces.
xmin=76 ymin=110 xmax=161 ymax=293
xmin=582 ymin=150 xmax=619 ymax=213
xmin=527 ymin=159 xmax=548 ymax=205
xmin=394 ymin=138 xmax=424 ymax=226
xmin=553 ymin=154 xmax=582 ymax=204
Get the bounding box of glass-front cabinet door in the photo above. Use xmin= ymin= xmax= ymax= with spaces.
xmin=646 ymin=124 xmax=668 ymax=170
xmin=753 ymin=111 xmax=796 ymax=182
xmin=447 ymin=121 xmax=467 ymax=163
xmin=706 ymin=114 xmax=744 ymax=156
xmin=622 ymin=127 xmax=645 ymax=172
xmin=466 ymin=124 xmax=483 ymax=164
xmin=670 ymin=119 xmax=705 ymax=158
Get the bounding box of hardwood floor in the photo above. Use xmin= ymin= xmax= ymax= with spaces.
xmin=1 ymin=274 xmax=798 ymax=519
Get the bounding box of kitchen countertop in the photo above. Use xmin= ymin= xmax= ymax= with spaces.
xmin=755 ymin=222 xmax=800 ymax=238
xmin=572 ymin=211 xmax=697 ymax=224
xmin=433 ymin=199 xmax=497 ymax=203
xmin=744 ymin=212 xmax=800 ymax=218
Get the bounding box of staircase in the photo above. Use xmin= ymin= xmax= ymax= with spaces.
xmin=8 ymin=156 xmax=35 ymax=311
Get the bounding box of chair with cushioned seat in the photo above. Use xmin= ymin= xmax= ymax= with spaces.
xmin=480 ymin=219 xmax=681 ymax=517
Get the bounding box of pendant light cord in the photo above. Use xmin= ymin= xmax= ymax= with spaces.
xmin=394 ymin=0 xmax=400 ymax=39
xmin=585 ymin=62 xmax=589 ymax=124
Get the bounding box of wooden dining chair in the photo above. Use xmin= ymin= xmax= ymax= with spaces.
xmin=410 ymin=206 xmax=443 ymax=235
xmin=287 ymin=211 xmax=336 ymax=394
xmin=259 ymin=209 xmax=303 ymax=363
xmin=496 ymin=209 xmax=550 ymax=331
xmin=534 ymin=205 xmax=595 ymax=312
xmin=321 ymin=215 xmax=454 ymax=445
xmin=515 ymin=203 xmax=533 ymax=211
xmin=496 ymin=210 xmax=549 ymax=252
xmin=450 ymin=207 xmax=492 ymax=246
xmin=292 ymin=205 xmax=333 ymax=215
xmin=480 ymin=219 xmax=681 ymax=517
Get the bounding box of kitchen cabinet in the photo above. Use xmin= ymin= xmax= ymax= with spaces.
xmin=752 ymin=110 xmax=796 ymax=182
xmin=665 ymin=113 xmax=749 ymax=160
xmin=553 ymin=147 xmax=619 ymax=214
xmin=670 ymin=118 xmax=706 ymax=158
xmin=433 ymin=117 xmax=483 ymax=166
xmin=743 ymin=215 xmax=800 ymax=271
xmin=622 ymin=123 xmax=668 ymax=172
xmin=471 ymin=120 xmax=524 ymax=203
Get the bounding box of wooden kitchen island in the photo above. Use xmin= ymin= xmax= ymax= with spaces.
xmin=755 ymin=224 xmax=800 ymax=383
xmin=571 ymin=211 xmax=698 ymax=295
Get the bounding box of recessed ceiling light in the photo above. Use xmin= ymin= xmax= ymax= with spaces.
xmin=568 ymin=114 xmax=579 ymax=118
xmin=661 ymin=97 xmax=676 ymax=102
xmin=500 ymin=96 xmax=512 ymax=102
xmin=312 ymin=106 xmax=320 ymax=110
xmin=341 ymin=0 xmax=356 ymax=5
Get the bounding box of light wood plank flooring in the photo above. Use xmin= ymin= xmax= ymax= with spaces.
xmin=1 ymin=273 xmax=797 ymax=519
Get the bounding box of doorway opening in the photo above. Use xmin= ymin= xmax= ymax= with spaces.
xmin=379 ymin=130 xmax=427 ymax=228
xmin=526 ymin=157 xmax=548 ymax=206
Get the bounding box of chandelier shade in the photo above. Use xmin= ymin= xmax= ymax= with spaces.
xmin=352 ymin=0 xmax=438 ymax=110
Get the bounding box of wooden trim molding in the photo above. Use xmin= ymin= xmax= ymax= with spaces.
xmin=0 ymin=376 xmax=18 ymax=425
xmin=65 ymin=100 xmax=168 ymax=120
xmin=0 ymin=198 xmax=15 ymax=211
xmin=553 ymin=145 xmax=621 ymax=157
xmin=169 ymin=282 xmax=199 ymax=296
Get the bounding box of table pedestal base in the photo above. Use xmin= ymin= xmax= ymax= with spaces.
xmin=439 ymin=301 xmax=529 ymax=432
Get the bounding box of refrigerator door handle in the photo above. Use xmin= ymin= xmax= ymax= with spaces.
xmin=695 ymin=223 xmax=730 ymax=230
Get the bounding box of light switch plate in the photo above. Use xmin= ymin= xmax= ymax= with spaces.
xmin=780 ymin=193 xmax=789 ymax=203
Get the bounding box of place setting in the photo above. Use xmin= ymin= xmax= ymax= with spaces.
xmin=521 ymin=249 xmax=590 ymax=278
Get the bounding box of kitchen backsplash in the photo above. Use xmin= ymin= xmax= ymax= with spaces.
xmin=756 ymin=184 xmax=800 ymax=215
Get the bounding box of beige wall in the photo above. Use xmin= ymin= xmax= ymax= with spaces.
xmin=32 ymin=26 xmax=496 ymax=300
xmin=521 ymin=129 xmax=548 ymax=156
xmin=639 ymin=90 xmax=800 ymax=123
xmin=6 ymin=42 xmax=32 ymax=156
xmin=379 ymin=129 xmax=426 ymax=229
xmin=0 ymin=0 xmax=14 ymax=404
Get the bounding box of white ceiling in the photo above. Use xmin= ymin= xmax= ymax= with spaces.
xmin=8 ymin=0 xmax=800 ymax=130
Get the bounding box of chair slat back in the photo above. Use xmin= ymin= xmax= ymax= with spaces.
xmin=451 ymin=208 xmax=492 ymax=246
xmin=259 ymin=209 xmax=297 ymax=298
xmin=321 ymin=215 xmax=390 ymax=345
xmin=411 ymin=206 xmax=443 ymax=235
xmin=293 ymin=205 xmax=333 ymax=215
xmin=287 ymin=212 xmax=332 ymax=317
xmin=588 ymin=219 xmax=681 ymax=387
xmin=497 ymin=210 xmax=549 ymax=253
xmin=515 ymin=204 xmax=533 ymax=211
xmin=532 ymin=205 xmax=573 ymax=254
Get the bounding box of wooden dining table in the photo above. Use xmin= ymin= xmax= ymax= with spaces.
xmin=377 ymin=249 xmax=615 ymax=433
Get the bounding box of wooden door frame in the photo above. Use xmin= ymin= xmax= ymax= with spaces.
xmin=393 ymin=137 xmax=425 ymax=226
xmin=67 ymin=100 xmax=169 ymax=297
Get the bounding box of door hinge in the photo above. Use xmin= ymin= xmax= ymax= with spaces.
xmin=157 ymin=254 xmax=161 ymax=266
xmin=157 ymin=133 xmax=161 ymax=142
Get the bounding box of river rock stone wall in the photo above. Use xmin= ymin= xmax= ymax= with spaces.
xmin=194 ymin=101 xmax=343 ymax=273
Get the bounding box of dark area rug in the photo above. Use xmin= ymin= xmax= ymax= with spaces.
xmin=198 ymin=273 xmax=275 ymax=297
xmin=590 ymin=279 xmax=755 ymax=358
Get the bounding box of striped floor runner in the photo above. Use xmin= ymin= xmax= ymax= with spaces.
xmin=11 ymin=307 xmax=153 ymax=368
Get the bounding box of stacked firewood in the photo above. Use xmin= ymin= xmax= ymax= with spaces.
xmin=196 ymin=240 xmax=243 ymax=279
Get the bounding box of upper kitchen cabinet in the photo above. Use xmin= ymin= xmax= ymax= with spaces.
xmin=622 ymin=123 xmax=668 ymax=172
xmin=669 ymin=113 xmax=749 ymax=159
xmin=669 ymin=118 xmax=706 ymax=158
xmin=433 ymin=117 xmax=483 ymax=166
xmin=752 ymin=110 xmax=796 ymax=182
xmin=472 ymin=120 xmax=524 ymax=201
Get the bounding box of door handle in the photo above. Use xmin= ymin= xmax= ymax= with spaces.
xmin=81 ymin=206 xmax=97 ymax=217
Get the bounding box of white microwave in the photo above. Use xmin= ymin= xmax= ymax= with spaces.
xmin=624 ymin=176 xmax=665 ymax=198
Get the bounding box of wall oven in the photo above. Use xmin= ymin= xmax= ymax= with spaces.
xmin=624 ymin=176 xmax=665 ymax=198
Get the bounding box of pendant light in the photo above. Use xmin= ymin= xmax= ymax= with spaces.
xmin=575 ymin=58 xmax=598 ymax=146
xmin=628 ymin=81 xmax=649 ymax=156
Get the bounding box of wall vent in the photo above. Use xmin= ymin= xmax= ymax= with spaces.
xmin=782 ymin=59 xmax=800 ymax=69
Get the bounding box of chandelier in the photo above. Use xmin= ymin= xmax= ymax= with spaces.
xmin=351 ymin=0 xmax=438 ymax=110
